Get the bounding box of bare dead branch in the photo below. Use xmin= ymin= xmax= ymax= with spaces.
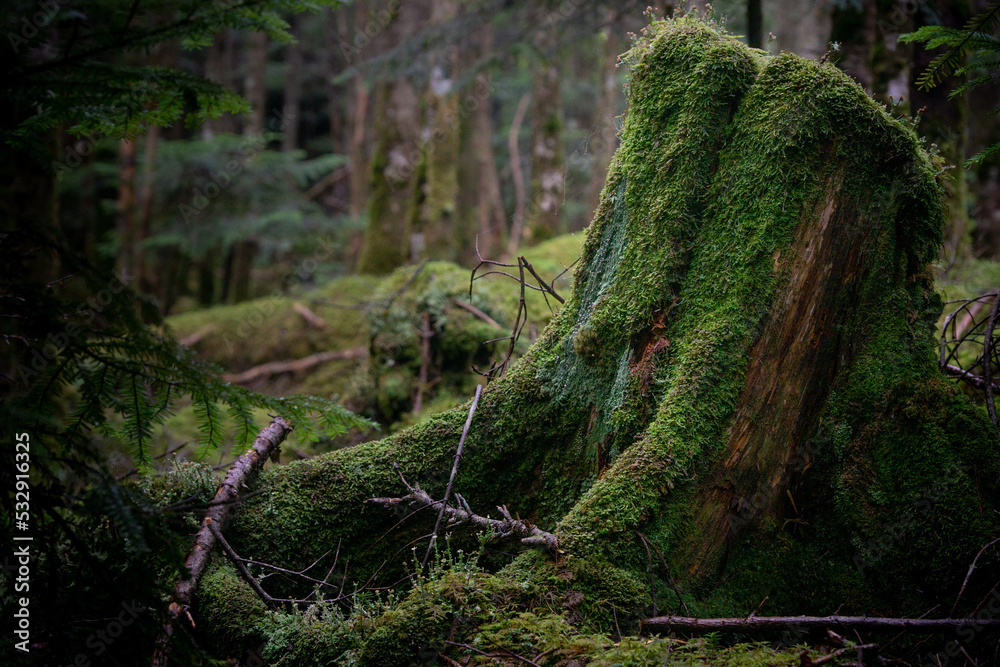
xmin=222 ymin=347 xmax=366 ymax=385
xmin=951 ymin=536 xmax=1000 ymax=616
xmin=423 ymin=385 xmax=483 ymax=568
xmin=469 ymin=243 xmax=575 ymax=381
xmin=369 ymin=468 xmax=558 ymax=553
xmin=303 ymin=166 xmax=349 ymax=200
xmin=943 ymin=364 xmax=1000 ymax=392
xmin=178 ymin=325 xmax=214 ymax=347
xmin=806 ymin=643 xmax=878 ymax=666
xmin=151 ymin=417 xmax=293 ymax=667
xmin=451 ymin=298 xmax=502 ymax=329
xmin=641 ymin=614 xmax=1000 ymax=634
xmin=445 ymin=639 xmax=542 ymax=667
xmin=940 ymin=290 xmax=1000 ymax=432
xmin=208 ymin=521 xmax=280 ymax=610
xmin=520 ymin=257 xmax=565 ymax=304
xmin=381 ymin=260 xmax=427 ymax=312
xmin=292 ymin=301 xmax=327 ymax=329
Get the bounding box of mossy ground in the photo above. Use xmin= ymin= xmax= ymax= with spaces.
xmin=155 ymin=235 xmax=582 ymax=461
xmin=158 ymin=16 xmax=1000 ymax=666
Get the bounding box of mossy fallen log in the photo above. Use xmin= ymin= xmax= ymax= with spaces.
xmin=188 ymin=17 xmax=1000 ymax=665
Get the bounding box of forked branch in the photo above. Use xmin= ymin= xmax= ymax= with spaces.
xmin=151 ymin=417 xmax=293 ymax=667
xmin=369 ymin=465 xmax=558 ymax=553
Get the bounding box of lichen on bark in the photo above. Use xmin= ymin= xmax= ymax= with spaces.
xmin=192 ymin=17 xmax=1000 ymax=664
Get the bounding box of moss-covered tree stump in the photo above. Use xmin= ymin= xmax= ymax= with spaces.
xmin=193 ymin=18 xmax=1000 ymax=665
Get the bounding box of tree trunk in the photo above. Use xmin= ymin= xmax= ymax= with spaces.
xmin=115 ymin=139 xmax=138 ymax=284
xmin=408 ymin=0 xmax=461 ymax=263
xmin=196 ymin=253 xmax=216 ymax=306
xmin=185 ymin=22 xmax=1000 ymax=666
xmin=244 ymin=31 xmax=268 ymax=138
xmin=325 ymin=6 xmax=346 ymax=155
xmin=747 ymin=0 xmax=762 ymax=49
xmin=356 ymin=1 xmax=424 ymax=274
xmin=346 ymin=1 xmax=370 ymax=221
xmin=203 ymin=30 xmax=238 ymax=137
xmin=355 ymin=79 xmax=419 ymax=274
xmin=281 ymin=16 xmax=302 ymax=154
xmin=586 ymin=18 xmax=623 ymax=223
xmin=457 ymin=62 xmax=506 ymax=265
xmin=225 ymin=30 xmax=268 ymax=303
xmin=772 ymin=0 xmax=833 ymax=61
xmin=523 ymin=31 xmax=564 ymax=244
xmin=137 ymin=37 xmax=178 ymax=303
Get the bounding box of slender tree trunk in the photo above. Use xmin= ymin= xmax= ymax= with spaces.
xmin=356 ymin=0 xmax=424 ymax=274
xmin=458 ymin=67 xmax=506 ymax=265
xmin=587 ymin=18 xmax=622 ymax=223
xmin=325 ymin=7 xmax=346 ymax=155
xmin=203 ymin=30 xmax=238 ymax=138
xmin=772 ymin=0 xmax=833 ymax=61
xmin=524 ymin=31 xmax=564 ymax=244
xmin=244 ymin=31 xmax=268 ymax=137
xmin=408 ymin=0 xmax=460 ymax=263
xmin=506 ymin=94 xmax=530 ymax=257
xmin=356 ymin=78 xmax=419 ymax=274
xmin=347 ymin=2 xmax=370 ymax=221
xmin=137 ymin=37 xmax=178 ymax=303
xmin=455 ymin=23 xmax=505 ymax=264
xmin=281 ymin=17 xmax=302 ymax=153
xmin=909 ymin=2 xmax=973 ymax=264
xmin=134 ymin=125 xmax=159 ymax=296
xmin=226 ymin=30 xmax=268 ymax=302
xmin=115 ymin=139 xmax=138 ymax=285
xmin=197 ymin=253 xmax=216 ymax=306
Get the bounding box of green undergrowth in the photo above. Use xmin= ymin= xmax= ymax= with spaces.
xmin=196 ymin=541 xmax=857 ymax=666
xmin=157 ymin=235 xmax=582 ymax=459
xmin=937 ymin=258 xmax=1000 ymax=303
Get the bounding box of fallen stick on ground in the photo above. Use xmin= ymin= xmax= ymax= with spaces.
xmin=151 ymin=416 xmax=293 ymax=667
xmin=641 ymin=614 xmax=1000 ymax=634
xmin=222 ymin=347 xmax=366 ymax=384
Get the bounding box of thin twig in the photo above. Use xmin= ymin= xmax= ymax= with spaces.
xmin=951 ymin=536 xmax=1000 ymax=616
xmin=423 ymin=385 xmax=483 ymax=568
xmin=208 ymin=521 xmax=279 ymax=610
xmin=808 ymin=643 xmax=878 ymax=666
xmin=445 ymin=640 xmax=542 ymax=667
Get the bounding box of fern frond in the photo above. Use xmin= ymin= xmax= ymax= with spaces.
xmin=966 ymin=141 xmax=1000 ymax=167
xmin=909 ymin=3 xmax=1000 ymax=90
